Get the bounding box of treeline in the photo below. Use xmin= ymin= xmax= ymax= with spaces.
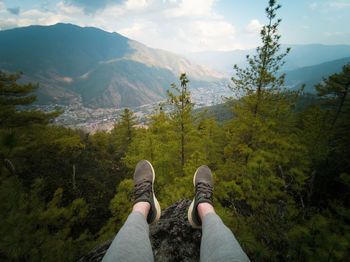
xmin=1 ymin=1 xmax=350 ymax=262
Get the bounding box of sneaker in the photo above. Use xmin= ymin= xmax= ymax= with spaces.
xmin=133 ymin=160 xmax=161 ymax=225
xmin=188 ymin=165 xmax=214 ymax=228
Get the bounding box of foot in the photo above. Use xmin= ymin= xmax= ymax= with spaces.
xmin=133 ymin=160 xmax=161 ymax=224
xmin=188 ymin=165 xmax=214 ymax=228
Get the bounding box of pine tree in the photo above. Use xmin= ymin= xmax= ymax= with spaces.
xmin=315 ymin=63 xmax=350 ymax=129
xmin=228 ymin=0 xmax=293 ymax=159
xmin=0 ymin=71 xmax=60 ymax=179
xmin=219 ymin=1 xmax=310 ymax=259
xmin=0 ymin=177 xmax=92 ymax=261
xmin=194 ymin=111 xmax=224 ymax=169
xmin=166 ymin=73 xmax=194 ymax=175
xmin=0 ymin=71 xmax=59 ymax=128
xmin=302 ymin=64 xmax=350 ymax=208
xmin=111 ymin=108 xmax=138 ymax=159
xmin=123 ymin=108 xmax=182 ymax=205
xmin=230 ymin=0 xmax=290 ymax=102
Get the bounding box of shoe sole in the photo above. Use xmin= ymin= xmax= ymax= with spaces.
xmin=146 ymin=160 xmax=161 ymax=225
xmin=188 ymin=167 xmax=202 ymax=229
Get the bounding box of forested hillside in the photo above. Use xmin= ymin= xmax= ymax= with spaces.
xmin=1 ymin=1 xmax=349 ymax=261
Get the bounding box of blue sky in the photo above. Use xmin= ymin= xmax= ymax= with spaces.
xmin=0 ymin=0 xmax=349 ymax=53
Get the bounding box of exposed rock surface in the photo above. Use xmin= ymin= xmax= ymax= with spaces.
xmin=150 ymin=198 xmax=202 ymax=261
xmin=78 ymin=198 xmax=201 ymax=262
xmin=77 ymin=240 xmax=113 ymax=262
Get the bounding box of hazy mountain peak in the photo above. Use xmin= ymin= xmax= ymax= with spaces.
xmin=126 ymin=40 xmax=226 ymax=81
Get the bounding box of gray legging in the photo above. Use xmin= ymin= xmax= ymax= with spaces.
xmin=102 ymin=211 xmax=250 ymax=262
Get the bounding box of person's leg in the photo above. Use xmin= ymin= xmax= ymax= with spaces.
xmin=199 ymin=203 xmax=250 ymax=262
xmin=188 ymin=166 xmax=250 ymax=262
xmin=102 ymin=203 xmax=153 ymax=262
xmin=102 ymin=160 xmax=161 ymax=262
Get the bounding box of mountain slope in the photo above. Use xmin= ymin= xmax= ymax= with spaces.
xmin=0 ymin=23 xmax=131 ymax=76
xmin=284 ymin=57 xmax=350 ymax=93
xmin=0 ymin=23 xmax=224 ymax=108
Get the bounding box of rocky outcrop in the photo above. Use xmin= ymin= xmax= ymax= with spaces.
xmin=78 ymin=198 xmax=202 ymax=262
xmin=77 ymin=240 xmax=113 ymax=262
xmin=150 ymin=198 xmax=202 ymax=261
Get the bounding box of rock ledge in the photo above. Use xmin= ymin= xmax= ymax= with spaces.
xmin=79 ymin=198 xmax=201 ymax=262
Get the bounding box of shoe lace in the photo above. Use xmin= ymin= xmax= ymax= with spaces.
xmin=196 ymin=182 xmax=213 ymax=200
xmin=134 ymin=179 xmax=152 ymax=199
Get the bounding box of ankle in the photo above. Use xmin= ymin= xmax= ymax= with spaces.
xmin=197 ymin=202 xmax=215 ymax=221
xmin=133 ymin=201 xmax=151 ymax=218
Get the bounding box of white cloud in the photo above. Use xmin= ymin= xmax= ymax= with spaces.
xmin=324 ymin=31 xmax=347 ymax=36
xmin=118 ymin=18 xmax=237 ymax=52
xmin=17 ymin=18 xmax=37 ymax=27
xmin=0 ymin=0 xmax=6 ymax=15
xmin=57 ymin=2 xmax=84 ymax=15
xmin=328 ymin=1 xmax=350 ymax=8
xmin=245 ymin=19 xmax=262 ymax=34
xmin=36 ymin=14 xmax=70 ymax=26
xmin=310 ymin=2 xmax=318 ymax=9
xmin=165 ymin=0 xmax=221 ymax=18
xmin=187 ymin=20 xmax=236 ymax=51
xmin=88 ymin=0 xmax=237 ymax=52
xmin=0 ymin=17 xmax=17 ymax=30
xmin=21 ymin=9 xmax=48 ymax=17
xmin=125 ymin=0 xmax=150 ymax=10
xmin=190 ymin=20 xmax=235 ymax=39
xmin=118 ymin=22 xmax=147 ymax=38
xmin=5 ymin=8 xmax=74 ymax=28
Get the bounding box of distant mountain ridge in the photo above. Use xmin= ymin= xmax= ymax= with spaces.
xmin=1 ymin=23 xmax=349 ymax=108
xmin=0 ymin=23 xmax=224 ymax=108
xmin=185 ymin=44 xmax=350 ymax=75
xmin=285 ymin=56 xmax=350 ymax=92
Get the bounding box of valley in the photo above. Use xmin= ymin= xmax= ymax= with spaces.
xmin=1 ymin=23 xmax=350 ymax=133
xmin=34 ymin=79 xmax=230 ymax=133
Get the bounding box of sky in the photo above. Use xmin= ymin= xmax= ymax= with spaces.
xmin=0 ymin=0 xmax=349 ymax=54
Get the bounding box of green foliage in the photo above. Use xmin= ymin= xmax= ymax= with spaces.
xmin=316 ymin=63 xmax=350 ymax=128
xmin=0 ymin=71 xmax=126 ymax=260
xmin=299 ymin=63 xmax=350 ymax=209
xmin=111 ymin=108 xmax=138 ymax=159
xmin=230 ymin=0 xmax=290 ymax=103
xmin=166 ymin=73 xmax=195 ymax=173
xmin=0 ymin=71 xmax=60 ymax=128
xmin=287 ymin=210 xmax=350 ymax=261
xmin=1 ymin=3 xmax=350 ymax=262
xmin=0 ymin=177 xmax=92 ymax=261
xmin=193 ymin=101 xmax=236 ymax=123
xmin=218 ymin=1 xmax=314 ymax=260
xmin=122 ymin=75 xmax=225 ymax=207
xmin=96 ymin=179 xmax=133 ymax=242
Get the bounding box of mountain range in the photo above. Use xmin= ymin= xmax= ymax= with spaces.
xmin=185 ymin=44 xmax=350 ymax=93
xmin=1 ymin=23 xmax=350 ymax=109
xmin=0 ymin=23 xmax=223 ymax=108
xmin=284 ymin=56 xmax=350 ymax=92
xmin=185 ymin=44 xmax=350 ymax=75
